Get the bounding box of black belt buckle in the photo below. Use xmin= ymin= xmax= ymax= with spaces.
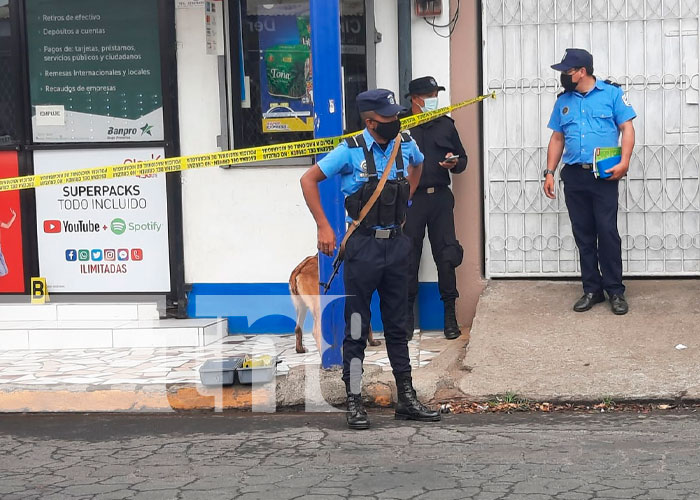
xmin=566 ymin=163 xmax=593 ymax=170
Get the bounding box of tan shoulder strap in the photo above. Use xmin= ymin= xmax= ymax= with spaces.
xmin=338 ymin=134 xmax=403 ymax=257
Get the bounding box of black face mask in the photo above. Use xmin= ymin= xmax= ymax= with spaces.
xmin=560 ymin=73 xmax=578 ymax=92
xmin=373 ymin=119 xmax=401 ymax=142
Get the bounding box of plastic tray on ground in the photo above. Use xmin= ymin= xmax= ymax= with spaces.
xmin=236 ymin=356 xmax=279 ymax=385
xmin=199 ymin=357 xmax=245 ymax=386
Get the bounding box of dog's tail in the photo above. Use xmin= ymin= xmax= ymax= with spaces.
xmin=289 ymin=255 xmax=317 ymax=296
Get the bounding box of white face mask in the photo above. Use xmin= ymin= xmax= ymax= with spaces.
xmin=420 ymin=97 xmax=439 ymax=112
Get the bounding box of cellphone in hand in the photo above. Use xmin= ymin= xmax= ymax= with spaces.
xmin=444 ymin=155 xmax=460 ymax=161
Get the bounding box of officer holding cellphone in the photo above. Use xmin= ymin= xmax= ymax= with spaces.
xmin=405 ymin=76 xmax=468 ymax=340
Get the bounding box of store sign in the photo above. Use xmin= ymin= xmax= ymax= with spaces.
xmin=176 ymin=0 xmax=204 ymax=8
xmin=25 ymin=0 xmax=164 ymax=143
xmin=34 ymin=148 xmax=170 ymax=293
xmin=252 ymin=3 xmax=314 ymax=134
xmin=0 ymin=151 xmax=25 ymax=293
xmin=205 ymin=0 xmax=224 ymax=56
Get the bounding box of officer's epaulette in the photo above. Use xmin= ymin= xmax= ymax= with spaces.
xmin=400 ymin=131 xmax=412 ymax=143
xmin=604 ymin=79 xmax=621 ymax=88
xmin=556 ymin=91 xmax=566 ymax=99
xmin=345 ymin=134 xmax=363 ymax=148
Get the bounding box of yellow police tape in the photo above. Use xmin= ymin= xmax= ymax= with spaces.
xmin=0 ymin=92 xmax=495 ymax=193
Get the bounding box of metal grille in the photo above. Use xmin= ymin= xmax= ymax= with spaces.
xmin=483 ymin=0 xmax=700 ymax=277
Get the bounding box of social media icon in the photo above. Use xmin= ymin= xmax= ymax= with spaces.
xmin=104 ymin=249 xmax=116 ymax=261
xmin=91 ymin=249 xmax=103 ymax=261
xmin=117 ymin=249 xmax=129 ymax=261
xmin=131 ymin=248 xmax=143 ymax=261
xmin=44 ymin=220 xmax=61 ymax=233
xmin=111 ymin=218 xmax=127 ymax=235
xmin=65 ymin=249 xmax=77 ymax=262
xmin=78 ymin=249 xmax=90 ymax=261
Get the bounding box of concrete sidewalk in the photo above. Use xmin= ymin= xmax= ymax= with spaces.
xmin=0 ymin=330 xmax=466 ymax=412
xmin=3 ymin=279 xmax=696 ymax=412
xmin=459 ymin=279 xmax=700 ymax=402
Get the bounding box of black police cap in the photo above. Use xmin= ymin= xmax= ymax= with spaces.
xmin=406 ymin=76 xmax=446 ymax=97
xmin=551 ymin=48 xmax=594 ymax=72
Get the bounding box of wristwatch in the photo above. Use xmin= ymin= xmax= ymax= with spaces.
xmin=543 ymin=168 xmax=556 ymax=178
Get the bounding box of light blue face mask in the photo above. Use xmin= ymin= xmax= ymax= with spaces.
xmin=420 ymin=97 xmax=439 ymax=113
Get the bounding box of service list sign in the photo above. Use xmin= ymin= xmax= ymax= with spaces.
xmin=26 ymin=0 xmax=164 ymax=143
xmin=34 ymin=149 xmax=170 ymax=293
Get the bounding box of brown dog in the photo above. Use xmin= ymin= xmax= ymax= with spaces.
xmin=289 ymin=255 xmax=381 ymax=353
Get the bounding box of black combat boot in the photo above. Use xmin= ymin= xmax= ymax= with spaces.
xmin=346 ymin=393 xmax=370 ymax=430
xmin=443 ymin=300 xmax=461 ymax=340
xmin=394 ymin=374 xmax=441 ymax=422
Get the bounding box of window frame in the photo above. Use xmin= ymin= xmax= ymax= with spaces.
xmin=224 ymin=0 xmax=375 ymax=167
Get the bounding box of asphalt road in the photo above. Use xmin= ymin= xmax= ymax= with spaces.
xmin=1 ymin=411 xmax=699 ymax=499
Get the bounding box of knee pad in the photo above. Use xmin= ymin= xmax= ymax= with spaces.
xmin=440 ymin=239 xmax=464 ymax=268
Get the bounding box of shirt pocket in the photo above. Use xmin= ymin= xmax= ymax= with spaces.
xmin=589 ymin=106 xmax=615 ymax=132
xmin=434 ymin=137 xmax=454 ymax=153
xmin=430 ymin=137 xmax=455 ymax=166
xmin=559 ymin=110 xmax=577 ymax=133
xmin=353 ymin=165 xmax=370 ymax=183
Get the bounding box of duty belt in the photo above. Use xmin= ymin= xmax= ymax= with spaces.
xmin=566 ymin=163 xmax=594 ymax=170
xmin=355 ymin=225 xmax=403 ymax=239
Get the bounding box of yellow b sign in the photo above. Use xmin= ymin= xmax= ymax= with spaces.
xmin=31 ymin=277 xmax=49 ymax=304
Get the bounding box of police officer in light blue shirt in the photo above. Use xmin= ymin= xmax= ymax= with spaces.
xmin=318 ymin=120 xmax=424 ymax=201
xmin=544 ymin=48 xmax=636 ymax=315
xmin=301 ymin=89 xmax=441 ymax=430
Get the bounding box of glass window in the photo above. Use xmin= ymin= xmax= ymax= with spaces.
xmin=232 ymin=0 xmax=368 ymax=149
xmin=340 ymin=0 xmax=368 ymax=133
xmin=24 ymin=0 xmax=164 ymax=143
xmin=0 ymin=0 xmax=21 ymax=146
xmin=237 ymin=0 xmax=313 ymax=149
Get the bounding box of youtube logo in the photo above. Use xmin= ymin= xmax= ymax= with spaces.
xmin=44 ymin=220 xmax=61 ymax=233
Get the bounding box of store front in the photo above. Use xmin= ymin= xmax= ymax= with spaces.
xmin=1 ymin=0 xmax=460 ymax=340
xmin=182 ymin=0 xmax=385 ymax=333
xmin=177 ymin=0 xmax=458 ymax=335
xmin=0 ymin=0 xmax=184 ymax=311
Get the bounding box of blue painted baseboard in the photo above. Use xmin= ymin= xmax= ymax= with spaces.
xmin=187 ymin=282 xmax=444 ymax=334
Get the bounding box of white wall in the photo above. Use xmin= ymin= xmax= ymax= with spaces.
xmin=175 ymin=6 xmax=220 ymax=157
xmin=176 ymin=4 xmax=315 ymax=284
xmin=373 ymin=1 xmax=399 ymax=93
xmin=411 ymin=3 xmax=452 ymax=104
xmin=176 ymin=1 xmax=453 ymax=285
xmin=410 ymin=2 xmax=453 ymax=283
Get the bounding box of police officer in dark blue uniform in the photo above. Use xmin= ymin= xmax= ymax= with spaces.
xmin=300 ymin=89 xmax=441 ymax=430
xmin=544 ymin=49 xmax=637 ymax=315
xmin=405 ymin=76 xmax=468 ymax=340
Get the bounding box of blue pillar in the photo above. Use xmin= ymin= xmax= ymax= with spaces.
xmin=311 ymin=0 xmax=345 ymax=369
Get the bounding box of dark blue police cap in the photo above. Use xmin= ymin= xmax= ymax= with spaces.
xmin=551 ymin=48 xmax=593 ymax=71
xmin=356 ymin=89 xmax=406 ymax=117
